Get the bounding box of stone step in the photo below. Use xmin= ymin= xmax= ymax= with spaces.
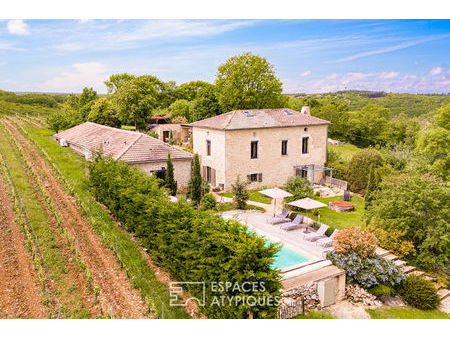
xmin=423 ymin=275 xmax=434 ymax=281
xmin=384 ymin=253 xmax=399 ymax=261
xmin=393 ymin=259 xmax=406 ymax=267
xmin=410 ymin=270 xmax=425 ymax=277
xmin=402 ymin=265 xmax=416 ymax=274
xmin=437 ymin=289 xmax=450 ymax=301
xmin=375 ymin=247 xmax=390 ymax=257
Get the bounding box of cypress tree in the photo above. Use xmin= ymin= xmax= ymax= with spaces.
xmin=189 ymin=153 xmax=202 ymax=205
xmin=365 ymin=164 xmax=380 ymax=209
xmin=165 ymin=153 xmax=177 ymax=196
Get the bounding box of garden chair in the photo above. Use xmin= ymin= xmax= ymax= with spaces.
xmin=303 ymin=224 xmax=329 ymax=241
xmin=316 ymin=229 xmax=339 ymax=247
xmin=267 ymin=209 xmax=290 ymax=224
xmin=280 ymin=215 xmax=304 ymax=231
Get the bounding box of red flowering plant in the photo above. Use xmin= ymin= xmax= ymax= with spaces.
xmin=334 ymin=228 xmax=378 ymax=258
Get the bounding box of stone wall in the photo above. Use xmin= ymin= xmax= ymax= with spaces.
xmin=278 ymin=283 xmax=322 ymax=318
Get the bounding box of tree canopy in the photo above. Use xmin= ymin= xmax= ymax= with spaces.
xmin=215 ymin=52 xmax=284 ymax=111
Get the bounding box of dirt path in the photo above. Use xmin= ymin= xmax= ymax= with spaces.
xmin=0 ymin=175 xmax=47 ymax=318
xmin=4 ymin=120 xmax=148 ymax=318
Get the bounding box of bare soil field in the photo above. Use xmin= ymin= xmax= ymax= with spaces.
xmin=2 ymin=119 xmax=149 ymax=318
xmin=0 ymin=175 xmax=47 ymax=318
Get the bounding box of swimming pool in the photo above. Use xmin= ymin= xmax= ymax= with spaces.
xmin=271 ymin=242 xmax=310 ymax=270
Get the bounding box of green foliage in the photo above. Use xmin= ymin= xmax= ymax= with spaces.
xmin=414 ymin=127 xmax=449 ymax=180
xmin=168 ymin=99 xmax=192 ymax=121
xmin=189 ymin=154 xmax=203 ymax=205
xmin=176 ymin=81 xmax=215 ymax=101
xmin=215 ymin=52 xmax=284 ymax=111
xmin=367 ymin=284 xmax=395 ymax=298
xmin=231 ymin=176 xmax=249 ymax=209
xmin=88 ymin=156 xmax=282 ymax=318
xmin=327 ymin=251 xmax=406 ymax=289
xmin=0 ymin=90 xmax=62 ymax=108
xmin=112 ymin=75 xmax=165 ymax=128
xmin=104 ymin=73 xmax=136 ymax=94
xmin=87 ymin=97 xmax=121 ymax=127
xmin=367 ymin=307 xmax=449 ymax=319
xmin=191 ymin=86 xmax=223 ymax=121
xmin=366 ymin=174 xmax=449 ymax=270
xmin=398 ymin=275 xmax=440 ymax=310
xmin=364 ymin=164 xmax=380 ymax=209
xmin=283 ymin=176 xmax=313 ymax=202
xmin=164 ymin=154 xmax=177 ymax=196
xmin=433 ymin=104 xmax=450 ymax=130
xmin=200 ymin=193 xmax=217 ymax=210
xmin=346 ymin=148 xmax=383 ymax=194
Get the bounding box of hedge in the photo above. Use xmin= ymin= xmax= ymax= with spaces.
xmin=88 ymin=156 xmax=282 ymax=318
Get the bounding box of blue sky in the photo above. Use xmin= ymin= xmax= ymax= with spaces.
xmin=0 ymin=19 xmax=449 ymax=94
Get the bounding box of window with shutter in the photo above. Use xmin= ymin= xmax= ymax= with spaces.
xmin=258 ymin=173 xmax=262 ymax=182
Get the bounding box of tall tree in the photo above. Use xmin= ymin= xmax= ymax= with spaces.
xmin=215 ymin=52 xmax=284 ymax=111
xmin=176 ymin=81 xmax=214 ymax=101
xmin=112 ymin=75 xmax=164 ymax=128
xmin=105 ymin=73 xmax=136 ymax=94
xmin=164 ymin=154 xmax=177 ymax=196
xmin=346 ymin=148 xmax=383 ymax=194
xmin=189 ymin=154 xmax=203 ymax=205
xmin=364 ymin=164 xmax=380 ymax=209
xmin=191 ymin=86 xmax=223 ymax=121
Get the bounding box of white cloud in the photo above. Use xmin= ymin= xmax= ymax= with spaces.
xmin=7 ymin=20 xmax=30 ymax=35
xmin=430 ymin=67 xmax=443 ymax=75
xmin=39 ymin=62 xmax=108 ymax=93
xmin=379 ymin=72 xmax=400 ymax=79
xmin=285 ymin=70 xmax=450 ymax=94
xmin=52 ymin=20 xmax=256 ymax=52
xmin=299 ymin=70 xmax=311 ymax=77
xmin=332 ymin=34 xmax=450 ymax=63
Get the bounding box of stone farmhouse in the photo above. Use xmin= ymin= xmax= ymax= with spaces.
xmin=191 ymin=107 xmax=330 ymax=191
xmin=53 ymin=122 xmax=193 ymax=187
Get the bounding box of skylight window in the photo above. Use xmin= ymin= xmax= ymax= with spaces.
xmin=283 ymin=109 xmax=293 ymax=115
xmin=243 ymin=111 xmax=254 ymax=117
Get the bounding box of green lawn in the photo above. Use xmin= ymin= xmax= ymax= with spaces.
xmin=17 ymin=121 xmax=190 ymax=319
xmin=220 ymin=190 xmax=272 ymax=204
xmin=328 ymin=143 xmax=360 ymax=162
xmin=367 ymin=307 xmax=450 ymax=319
xmin=291 ymin=195 xmax=365 ymax=230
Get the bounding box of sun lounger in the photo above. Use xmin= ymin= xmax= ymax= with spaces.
xmin=280 ymin=215 xmax=304 ymax=231
xmin=268 ymin=209 xmax=290 ymax=224
xmin=303 ymin=224 xmax=329 ymax=241
xmin=317 ymin=229 xmax=339 ymax=247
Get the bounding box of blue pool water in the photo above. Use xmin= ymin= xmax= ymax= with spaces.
xmin=272 ymin=244 xmax=310 ymax=270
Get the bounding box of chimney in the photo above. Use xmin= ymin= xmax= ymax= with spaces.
xmin=301 ymin=106 xmax=311 ymax=115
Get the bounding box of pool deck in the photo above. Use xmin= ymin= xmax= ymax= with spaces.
xmin=221 ymin=210 xmax=330 ymax=262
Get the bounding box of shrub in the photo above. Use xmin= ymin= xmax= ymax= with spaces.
xmin=334 ymin=228 xmax=377 ymax=258
xmin=164 ymin=154 xmax=177 ymax=196
xmin=369 ymin=227 xmax=415 ymax=259
xmin=398 ymin=275 xmax=440 ymax=310
xmin=327 ymin=251 xmax=406 ymax=289
xmin=89 ymin=157 xmax=282 ymax=318
xmin=284 ymin=176 xmax=313 ymax=202
xmin=368 ymin=284 xmax=395 ymax=298
xmin=346 ymin=148 xmax=383 ymax=194
xmin=231 ymin=176 xmax=249 ymax=209
xmin=201 ymin=193 xmax=216 ymax=210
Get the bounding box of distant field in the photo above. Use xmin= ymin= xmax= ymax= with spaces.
xmin=328 ymin=143 xmax=359 ymax=162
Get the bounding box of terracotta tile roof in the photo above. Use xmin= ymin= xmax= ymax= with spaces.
xmin=190 ymin=108 xmax=330 ymax=130
xmin=53 ymin=122 xmax=193 ymax=163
